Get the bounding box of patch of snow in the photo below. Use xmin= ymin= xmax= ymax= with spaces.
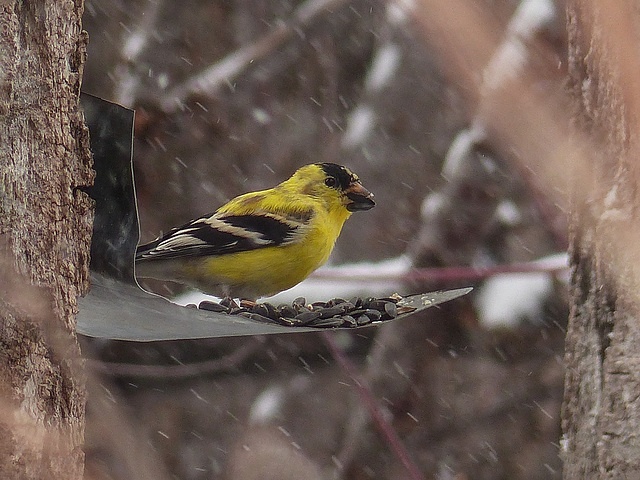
xmin=483 ymin=39 xmax=528 ymax=90
xmin=475 ymin=254 xmax=567 ymax=328
xmin=386 ymin=0 xmax=414 ymax=25
xmin=441 ymin=128 xmax=486 ymax=179
xmin=495 ymin=200 xmax=522 ymax=226
xmin=342 ymin=105 xmax=376 ymax=148
xmin=252 ymin=108 xmax=271 ymax=125
xmin=123 ymin=31 xmax=146 ymax=60
xmin=365 ymin=43 xmax=401 ymax=92
xmin=600 ymin=208 xmax=629 ymax=222
xmin=249 ymin=386 xmax=284 ymax=423
xmin=476 ymin=271 xmax=553 ymax=328
xmin=508 ymin=0 xmax=556 ymax=39
xmin=421 ymin=192 xmax=444 ymax=218
xmin=483 ymin=0 xmax=556 ymax=91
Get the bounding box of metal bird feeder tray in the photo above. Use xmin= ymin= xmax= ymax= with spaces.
xmin=77 ymin=94 xmax=471 ymax=341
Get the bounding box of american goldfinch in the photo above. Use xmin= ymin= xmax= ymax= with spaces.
xmin=135 ymin=163 xmax=375 ymax=299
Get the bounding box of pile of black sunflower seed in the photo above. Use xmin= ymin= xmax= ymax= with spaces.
xmin=197 ymin=294 xmax=417 ymax=328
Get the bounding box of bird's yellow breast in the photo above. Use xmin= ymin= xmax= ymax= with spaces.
xmin=183 ymin=206 xmax=349 ymax=299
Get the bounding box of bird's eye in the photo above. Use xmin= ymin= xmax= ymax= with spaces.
xmin=325 ymin=177 xmax=337 ymax=188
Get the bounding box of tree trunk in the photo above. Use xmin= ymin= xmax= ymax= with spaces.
xmin=563 ymin=1 xmax=640 ymax=478
xmin=0 ymin=2 xmax=91 ymax=479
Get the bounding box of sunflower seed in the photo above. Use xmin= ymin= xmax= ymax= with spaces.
xmin=292 ymin=297 xmax=307 ymax=310
xmin=380 ymin=296 xmax=401 ymax=303
xmin=364 ymin=309 xmax=382 ymax=321
xmin=294 ymin=311 xmax=322 ymax=324
xmin=240 ymin=299 xmax=257 ymax=309
xmin=252 ymin=303 xmax=269 ymax=318
xmin=240 ymin=312 xmax=278 ymax=324
xmin=310 ymin=317 xmax=344 ymax=328
xmin=319 ymin=305 xmax=348 ymax=318
xmin=275 ymin=316 xmax=301 ymax=326
xmin=220 ymin=297 xmax=239 ymax=309
xmin=384 ymin=302 xmax=398 ymax=319
xmin=340 ymin=315 xmax=357 ymax=327
xmin=364 ymin=299 xmax=388 ymax=312
xmin=327 ymin=297 xmax=347 ymax=307
xmin=262 ymin=303 xmax=278 ymax=318
xmin=277 ymin=305 xmax=297 ymax=318
xmin=341 ymin=302 xmax=356 ymax=312
xmin=198 ymin=301 xmax=229 ymax=313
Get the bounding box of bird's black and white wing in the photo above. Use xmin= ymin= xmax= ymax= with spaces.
xmin=135 ymin=211 xmax=311 ymax=262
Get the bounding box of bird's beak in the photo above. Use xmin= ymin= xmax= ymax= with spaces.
xmin=345 ymin=182 xmax=375 ymax=211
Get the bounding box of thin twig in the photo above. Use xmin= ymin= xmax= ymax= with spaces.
xmin=321 ymin=331 xmax=426 ymax=480
xmin=160 ymin=0 xmax=348 ymax=112
xmin=114 ymin=0 xmax=164 ymax=107
xmin=85 ymin=340 xmax=259 ymax=379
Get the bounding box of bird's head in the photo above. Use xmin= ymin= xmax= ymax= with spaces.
xmin=319 ymin=163 xmax=375 ymax=212
xmin=285 ymin=163 xmax=375 ymax=213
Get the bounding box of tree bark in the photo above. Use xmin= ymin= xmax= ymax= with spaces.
xmin=0 ymin=2 xmax=91 ymax=479
xmin=563 ymin=1 xmax=640 ymax=478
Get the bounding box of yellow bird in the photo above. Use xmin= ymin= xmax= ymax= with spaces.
xmin=135 ymin=163 xmax=375 ymax=299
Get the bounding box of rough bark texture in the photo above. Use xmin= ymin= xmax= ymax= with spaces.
xmin=563 ymin=1 xmax=640 ymax=478
xmin=0 ymin=1 xmax=92 ymax=479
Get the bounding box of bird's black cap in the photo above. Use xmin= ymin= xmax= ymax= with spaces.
xmin=319 ymin=163 xmax=357 ymax=190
